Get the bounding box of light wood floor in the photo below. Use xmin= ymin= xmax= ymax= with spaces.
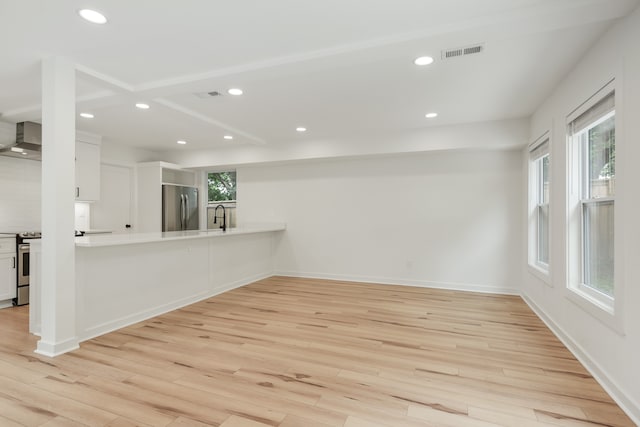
xmin=0 ymin=276 xmax=634 ymax=427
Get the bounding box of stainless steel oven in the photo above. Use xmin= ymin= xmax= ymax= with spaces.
xmin=14 ymin=231 xmax=40 ymax=306
xmin=16 ymin=243 xmax=30 ymax=304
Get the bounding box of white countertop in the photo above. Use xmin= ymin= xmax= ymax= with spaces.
xmin=73 ymin=223 xmax=286 ymax=247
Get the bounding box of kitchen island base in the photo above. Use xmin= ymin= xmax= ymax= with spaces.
xmin=30 ymin=225 xmax=284 ymax=354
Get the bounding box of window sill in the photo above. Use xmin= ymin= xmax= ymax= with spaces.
xmin=527 ymin=263 xmax=552 ymax=287
xmin=565 ymin=285 xmax=624 ymax=336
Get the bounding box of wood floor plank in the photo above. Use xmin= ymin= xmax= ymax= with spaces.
xmin=408 ymin=404 xmax=503 ymax=426
xmin=278 ymin=414 xmax=334 ymax=427
xmin=0 ymin=375 xmax=120 ymax=425
xmin=106 ymin=417 xmax=154 ymax=427
xmin=0 ymin=414 xmax=27 ymax=427
xmin=0 ymin=276 xmax=634 ymax=426
xmin=39 ymin=416 xmax=92 ymax=427
xmin=166 ymin=417 xmax=214 ymax=427
xmin=0 ymin=391 xmax=57 ymax=426
xmin=31 ymin=374 xmax=178 ymax=426
xmin=219 ymin=415 xmax=274 ymax=427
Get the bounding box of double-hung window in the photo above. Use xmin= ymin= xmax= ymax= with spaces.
xmin=528 ymin=136 xmax=550 ymax=278
xmin=567 ymin=86 xmax=616 ymax=314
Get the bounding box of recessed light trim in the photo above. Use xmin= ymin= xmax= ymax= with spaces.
xmin=425 ymin=112 xmax=438 ymax=119
xmin=227 ymin=88 xmax=243 ymax=96
xmin=223 ymin=135 xmax=233 ymax=140
xmin=80 ymin=112 xmax=94 ymax=119
xmin=177 ymin=140 xmax=187 ymax=145
xmin=414 ymin=56 xmax=434 ymax=66
xmin=296 ymin=127 xmax=307 ymax=132
xmin=135 ymin=103 xmax=150 ymax=109
xmin=78 ymin=9 xmax=107 ymax=24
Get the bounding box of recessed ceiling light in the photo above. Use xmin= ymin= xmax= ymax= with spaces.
xmin=78 ymin=9 xmax=107 ymax=24
xmin=414 ymin=56 xmax=434 ymax=66
xmin=296 ymin=127 xmax=307 ymax=132
xmin=223 ymin=135 xmax=233 ymax=140
xmin=80 ymin=113 xmax=94 ymax=119
xmin=177 ymin=140 xmax=187 ymax=145
xmin=227 ymin=88 xmax=243 ymax=96
xmin=135 ymin=103 xmax=150 ymax=109
xmin=425 ymin=112 xmax=438 ymax=119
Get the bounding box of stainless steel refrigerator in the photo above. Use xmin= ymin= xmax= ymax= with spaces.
xmin=162 ymin=185 xmax=199 ymax=231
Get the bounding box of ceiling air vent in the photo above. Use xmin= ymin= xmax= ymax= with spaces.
xmin=441 ymin=43 xmax=484 ymax=60
xmin=194 ymin=91 xmax=222 ymax=99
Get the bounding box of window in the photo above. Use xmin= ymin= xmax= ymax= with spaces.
xmin=207 ymin=171 xmax=237 ymax=229
xmin=528 ymin=136 xmax=550 ymax=279
xmin=208 ymin=171 xmax=236 ymax=202
xmin=567 ymin=86 xmax=616 ymax=313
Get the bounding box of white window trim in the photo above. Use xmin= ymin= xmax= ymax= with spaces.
xmin=565 ymin=78 xmax=625 ymax=335
xmin=527 ymin=131 xmax=552 ymax=286
xmin=206 ymin=170 xmax=238 ymax=203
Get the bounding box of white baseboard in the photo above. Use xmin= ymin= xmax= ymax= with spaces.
xmin=521 ymin=293 xmax=640 ymax=425
xmin=80 ymin=290 xmax=214 ymax=342
xmin=211 ymin=271 xmax=273 ymax=296
xmin=274 ymin=270 xmax=520 ymax=295
xmin=35 ymin=337 xmax=80 ymax=357
xmin=79 ymin=271 xmax=273 ymax=344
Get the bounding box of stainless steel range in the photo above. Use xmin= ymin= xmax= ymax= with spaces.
xmin=14 ymin=231 xmax=41 ymax=306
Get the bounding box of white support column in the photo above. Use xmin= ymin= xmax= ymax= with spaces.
xmin=36 ymin=57 xmax=79 ymax=356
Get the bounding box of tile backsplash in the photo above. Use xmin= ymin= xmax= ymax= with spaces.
xmin=0 ymin=156 xmax=41 ymax=231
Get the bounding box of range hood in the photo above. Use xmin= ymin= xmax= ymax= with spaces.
xmin=0 ymin=121 xmax=42 ymax=161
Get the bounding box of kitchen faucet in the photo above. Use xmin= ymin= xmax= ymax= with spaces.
xmin=213 ymin=204 xmax=227 ymax=232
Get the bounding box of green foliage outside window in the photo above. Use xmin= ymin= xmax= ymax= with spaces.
xmin=208 ymin=171 xmax=236 ymax=202
xmin=589 ymin=115 xmax=615 ymax=180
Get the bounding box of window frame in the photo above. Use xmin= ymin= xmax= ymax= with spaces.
xmin=206 ymin=170 xmax=237 ymax=204
xmin=527 ymin=133 xmax=552 ymax=285
xmin=204 ymin=170 xmax=238 ymax=231
xmin=565 ymin=79 xmax=624 ymax=334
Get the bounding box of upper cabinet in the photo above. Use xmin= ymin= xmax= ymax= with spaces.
xmin=75 ymin=132 xmax=102 ymax=202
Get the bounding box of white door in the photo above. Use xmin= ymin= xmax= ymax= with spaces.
xmin=91 ymin=164 xmax=132 ymax=233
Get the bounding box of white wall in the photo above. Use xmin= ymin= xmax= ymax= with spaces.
xmin=0 ymin=156 xmax=41 ymax=230
xmin=238 ymin=149 xmax=523 ymax=293
xmin=524 ymin=5 xmax=640 ymax=422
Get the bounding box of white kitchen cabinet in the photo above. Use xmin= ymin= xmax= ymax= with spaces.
xmin=91 ymin=164 xmax=132 ymax=233
xmin=75 ymin=139 xmax=101 ymax=201
xmin=0 ymin=237 xmax=17 ymax=302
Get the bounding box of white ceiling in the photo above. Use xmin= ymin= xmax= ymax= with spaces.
xmin=0 ymin=0 xmax=637 ymax=152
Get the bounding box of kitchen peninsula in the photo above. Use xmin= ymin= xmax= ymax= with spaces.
xmin=29 ymin=224 xmax=285 ymax=353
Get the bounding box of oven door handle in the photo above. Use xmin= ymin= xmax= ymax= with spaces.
xmin=19 ymin=244 xmax=30 ymax=251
